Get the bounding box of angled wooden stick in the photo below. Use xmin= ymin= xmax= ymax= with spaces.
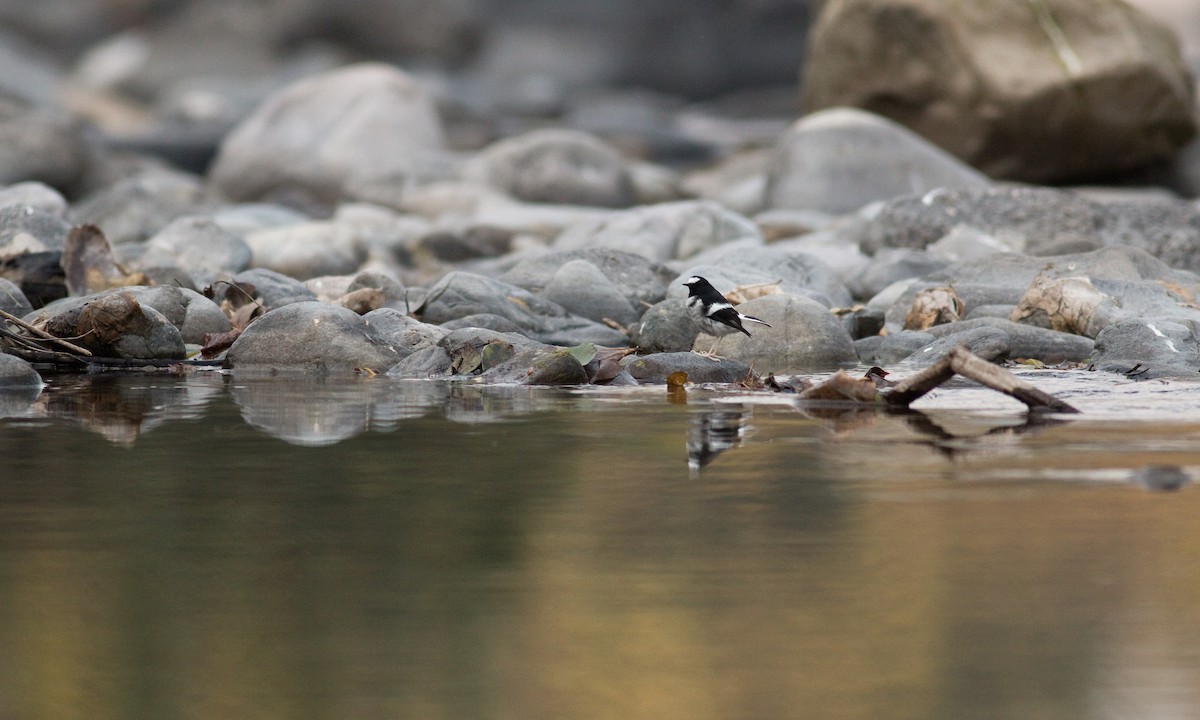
xmin=884 ymin=344 xmax=1078 ymax=413
xmin=947 ymin=345 xmax=1078 ymax=413
xmin=0 ymin=307 xmax=93 ymax=356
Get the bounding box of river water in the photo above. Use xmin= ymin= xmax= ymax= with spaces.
xmin=1 ymin=368 xmax=1198 ymax=720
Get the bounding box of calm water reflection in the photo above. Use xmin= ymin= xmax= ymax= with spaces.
xmin=1 ymin=371 xmax=1199 ymax=720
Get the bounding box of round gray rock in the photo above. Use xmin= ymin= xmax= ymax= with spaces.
xmin=553 ymin=199 xmax=760 ymax=262
xmin=226 ymin=301 xmax=401 ymax=374
xmin=209 ymin=63 xmax=446 ymax=205
xmin=0 ymin=352 xmax=42 ymax=389
xmin=139 ymin=216 xmax=252 ymax=287
xmin=764 ymin=107 xmax=991 ymax=214
xmin=540 ymin=259 xmax=640 ymax=327
xmin=464 ymin=128 xmax=637 ymax=208
xmin=0 ymin=277 xmax=32 ymax=317
xmin=1090 ymin=320 xmax=1200 ymax=379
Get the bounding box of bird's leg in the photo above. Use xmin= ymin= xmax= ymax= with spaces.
xmin=694 ymin=335 xmax=724 ymax=361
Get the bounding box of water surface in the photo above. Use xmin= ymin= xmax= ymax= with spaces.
xmin=1 ymin=369 xmax=1198 ymax=720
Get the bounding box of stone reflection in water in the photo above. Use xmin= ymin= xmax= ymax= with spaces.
xmin=230 ymin=376 xmax=435 ymax=446
xmin=0 ymin=384 xmax=41 ymax=418
xmin=231 ymin=377 xmax=581 ymax=446
xmin=36 ymin=372 xmax=223 ymax=446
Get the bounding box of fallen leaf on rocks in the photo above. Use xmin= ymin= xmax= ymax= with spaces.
xmin=726 ymin=280 xmax=783 ymax=305
xmin=338 ymin=287 xmax=384 ymax=315
xmin=200 ymin=328 xmax=242 ymax=359
xmin=905 ymin=286 xmax=963 ymax=330
xmin=480 ymin=339 xmax=516 ymax=370
xmin=588 ymin=346 xmax=637 ymax=384
xmin=667 ymin=371 xmax=688 ymax=388
xmin=450 ymin=344 xmax=483 ymax=375
xmin=798 ymin=369 xmax=879 ymax=403
xmin=567 ymin=341 xmax=598 ymax=365
xmin=1009 ymin=272 xmax=1105 ymax=336
xmin=204 ymin=281 xmax=265 ymax=329
xmin=42 ymin=291 xmax=147 ymax=356
xmin=62 ymin=225 xmax=146 ymax=295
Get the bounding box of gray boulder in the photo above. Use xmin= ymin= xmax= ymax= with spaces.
xmin=866 ymin=330 xmax=936 ymax=365
xmin=225 ymin=301 xmax=401 ymax=374
xmin=137 ymin=216 xmax=252 ymax=287
xmin=851 ymin=186 xmax=1102 ymax=257
xmin=802 ymin=0 xmax=1196 ymax=183
xmin=209 ymin=63 xmax=446 ymax=205
xmin=230 ymin=268 xmax=318 ymax=309
xmin=70 ymin=168 xmax=216 ymax=245
xmin=540 ymin=259 xmax=640 ymax=327
xmin=418 ymin=271 xmax=629 ymax=346
xmin=0 ymin=182 xmax=67 ymax=215
xmin=692 ymin=293 xmax=858 ymax=372
xmin=244 ymin=220 xmax=367 ymax=280
xmin=362 ymin=308 xmax=446 ymax=359
xmin=0 ymin=204 xmax=70 ymax=255
xmin=212 ymin=203 xmax=310 ymax=237
xmin=671 ymin=245 xmax=854 ymax=308
xmin=903 ymin=326 xmax=1012 ymax=366
xmin=1090 ymin=320 xmax=1200 ymax=379
xmin=0 ymin=277 xmax=31 ymax=317
xmin=477 ymin=347 xmax=591 ymax=385
xmin=29 ymin=290 xmax=186 ymax=359
xmin=553 ymin=199 xmax=760 ymax=262
xmin=877 ymin=245 xmax=1200 ymax=335
xmin=386 ymin=345 xmax=453 ymax=379
xmin=764 ymin=107 xmax=990 ymax=214
xmin=500 ymin=247 xmax=675 ymax=309
xmin=0 ymin=352 xmax=42 ymax=389
xmin=463 ymin=128 xmax=637 ymax=208
xmin=621 ymin=352 xmax=751 ymax=384
xmin=923 ymin=318 xmax=1095 ymax=363
xmin=631 ymin=298 xmax=699 ymax=353
xmin=852 ymin=185 xmax=1200 ymax=275
xmin=0 ymin=102 xmax=91 ymax=191
xmin=848 ymin=248 xmax=949 ymax=301
xmin=27 ymin=285 xmax=230 ymax=347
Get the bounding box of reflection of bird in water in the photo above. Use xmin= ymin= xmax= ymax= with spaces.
xmin=688 ymin=407 xmax=750 ymax=473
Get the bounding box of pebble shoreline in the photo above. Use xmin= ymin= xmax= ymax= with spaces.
xmin=3 ymin=1 xmax=1200 ymax=388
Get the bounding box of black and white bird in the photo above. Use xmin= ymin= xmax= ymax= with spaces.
xmin=682 ymin=275 xmax=771 ymax=357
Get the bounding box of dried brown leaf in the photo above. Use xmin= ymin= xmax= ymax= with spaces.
xmin=725 ymin=281 xmax=783 ymax=305
xmin=798 ymin=369 xmax=879 ymax=403
xmin=62 ymin=225 xmax=145 ymax=295
xmin=339 ymin=287 xmax=384 ymax=315
xmin=590 ymin=346 xmax=637 ymax=384
xmin=904 ymin=286 xmax=963 ymax=330
xmin=200 ymin=328 xmax=242 ymax=359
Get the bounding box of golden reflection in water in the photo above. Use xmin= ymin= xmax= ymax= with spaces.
xmin=0 ymin=378 xmax=1198 ymax=719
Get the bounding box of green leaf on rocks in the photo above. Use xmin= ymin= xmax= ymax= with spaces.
xmin=450 ymin=344 xmax=483 ymax=375
xmin=567 ymin=341 xmax=597 ymax=365
xmin=480 ymin=339 xmax=516 ymax=370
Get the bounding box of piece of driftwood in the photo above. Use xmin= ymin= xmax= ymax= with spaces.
xmin=883 ymin=344 xmax=1079 ymax=413
xmin=1 ymin=346 xmax=224 ymax=369
xmin=0 ymin=307 xmax=94 ymax=356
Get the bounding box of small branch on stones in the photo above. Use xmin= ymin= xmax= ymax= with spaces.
xmin=0 ymin=308 xmax=94 ymax=356
xmin=883 ymin=344 xmax=1079 ymax=413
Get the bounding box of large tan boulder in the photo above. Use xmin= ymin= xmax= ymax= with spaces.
xmin=802 ymin=0 xmax=1197 ymax=183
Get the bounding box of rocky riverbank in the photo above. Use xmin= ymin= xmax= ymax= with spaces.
xmin=4 ymin=0 xmax=1200 ymax=388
